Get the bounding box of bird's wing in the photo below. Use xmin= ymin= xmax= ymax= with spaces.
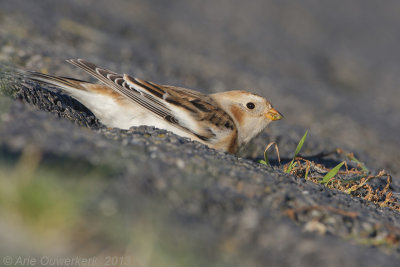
xmin=67 ymin=59 xmax=236 ymax=141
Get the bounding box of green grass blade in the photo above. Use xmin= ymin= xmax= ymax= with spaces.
xmin=285 ymin=159 xmax=295 ymax=173
xmin=263 ymin=148 xmax=271 ymax=167
xmin=293 ymin=130 xmax=308 ymax=158
xmin=320 ymin=161 xmax=345 ymax=184
xmin=260 ymin=142 xmax=280 ymax=167
xmin=285 ymin=130 xmax=308 ymax=173
xmin=347 ymin=153 xmax=370 ymax=174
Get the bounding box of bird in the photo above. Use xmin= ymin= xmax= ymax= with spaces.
xmin=20 ymin=59 xmax=283 ymax=154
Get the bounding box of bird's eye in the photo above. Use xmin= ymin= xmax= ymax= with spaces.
xmin=246 ymin=102 xmax=255 ymax=109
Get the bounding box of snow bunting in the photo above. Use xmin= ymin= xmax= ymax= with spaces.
xmin=22 ymin=59 xmax=282 ymax=153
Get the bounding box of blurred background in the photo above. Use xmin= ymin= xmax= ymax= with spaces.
xmin=1 ymin=0 xmax=400 ymax=265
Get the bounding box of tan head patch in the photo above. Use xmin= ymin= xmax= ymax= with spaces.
xmin=230 ymin=105 xmax=243 ymax=125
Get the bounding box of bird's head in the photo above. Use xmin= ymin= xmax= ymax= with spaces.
xmin=211 ymin=90 xmax=283 ymax=146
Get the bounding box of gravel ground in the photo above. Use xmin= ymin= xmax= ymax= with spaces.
xmin=1 ymin=1 xmax=400 ymax=266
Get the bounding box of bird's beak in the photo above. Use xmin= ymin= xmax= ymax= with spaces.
xmin=265 ymin=108 xmax=283 ymax=121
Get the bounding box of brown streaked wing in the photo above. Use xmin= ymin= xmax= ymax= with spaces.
xmin=157 ymin=84 xmax=236 ymax=131
xmin=120 ymin=75 xmax=236 ymax=132
xmin=66 ymin=59 xmax=226 ymax=141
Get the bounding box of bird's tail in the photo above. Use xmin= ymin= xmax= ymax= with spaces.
xmin=0 ymin=62 xmax=90 ymax=97
xmin=16 ymin=68 xmax=88 ymax=92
